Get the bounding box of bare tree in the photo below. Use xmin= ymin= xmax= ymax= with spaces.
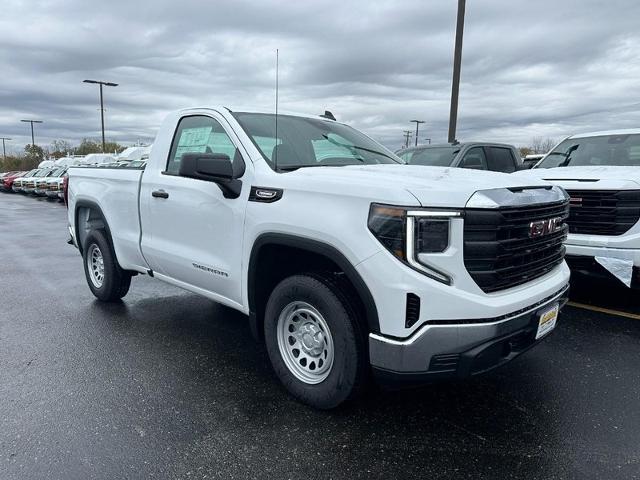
xmin=50 ymin=139 xmax=73 ymax=158
xmin=530 ymin=137 xmax=557 ymax=154
xmin=519 ymin=147 xmax=532 ymax=158
xmin=540 ymin=137 xmax=557 ymax=153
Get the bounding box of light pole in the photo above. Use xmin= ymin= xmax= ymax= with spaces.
xmin=83 ymin=79 xmax=118 ymax=152
xmin=424 ymin=138 xmax=432 ymax=145
xmin=448 ymin=0 xmax=466 ymax=144
xmin=20 ymin=119 xmax=43 ymax=146
xmin=0 ymin=137 xmax=10 ymax=159
xmin=410 ymin=120 xmax=425 ymax=147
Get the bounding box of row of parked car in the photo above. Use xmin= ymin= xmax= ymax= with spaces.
xmin=1 ymin=159 xmax=148 ymax=201
xmin=0 ymin=166 xmax=69 ymax=199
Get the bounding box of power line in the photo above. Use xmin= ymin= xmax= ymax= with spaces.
xmin=403 ymin=130 xmax=413 ymax=148
xmin=410 ymin=120 xmax=425 ymax=147
xmin=0 ymin=137 xmax=10 ymax=159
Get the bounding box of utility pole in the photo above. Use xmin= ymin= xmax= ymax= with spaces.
xmin=410 ymin=120 xmax=425 ymax=147
xmin=20 ymin=120 xmax=43 ymax=146
xmin=448 ymin=0 xmax=466 ymax=144
xmin=0 ymin=137 xmax=10 ymax=159
xmin=83 ymin=79 xmax=118 ymax=153
xmin=403 ymin=130 xmax=413 ymax=148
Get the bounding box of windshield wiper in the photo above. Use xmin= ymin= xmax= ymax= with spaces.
xmin=321 ymin=135 xmax=398 ymax=162
xmin=558 ymin=144 xmax=580 ymax=167
xmin=277 ymin=164 xmax=350 ymax=172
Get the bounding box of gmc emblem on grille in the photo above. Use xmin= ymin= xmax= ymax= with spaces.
xmin=529 ymin=217 xmax=563 ymax=238
xmin=569 ymin=197 xmax=583 ymax=206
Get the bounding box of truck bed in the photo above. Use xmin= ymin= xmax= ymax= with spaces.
xmin=68 ymin=166 xmax=148 ymax=272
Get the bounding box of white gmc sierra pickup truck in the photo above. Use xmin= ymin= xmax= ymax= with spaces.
xmin=68 ymin=107 xmax=570 ymax=408
xmin=516 ymin=129 xmax=640 ymax=288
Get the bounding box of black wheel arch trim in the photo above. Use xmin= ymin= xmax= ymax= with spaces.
xmin=248 ymin=232 xmax=380 ymax=337
xmin=73 ymin=199 xmax=115 ymax=256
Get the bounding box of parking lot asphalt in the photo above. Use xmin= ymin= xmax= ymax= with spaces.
xmin=1 ymin=193 xmax=639 ymax=480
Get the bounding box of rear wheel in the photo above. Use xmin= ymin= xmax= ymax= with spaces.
xmin=264 ymin=273 xmax=367 ymax=409
xmin=82 ymin=230 xmax=131 ymax=302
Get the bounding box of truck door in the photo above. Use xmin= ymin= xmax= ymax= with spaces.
xmin=140 ymin=113 xmax=250 ymax=306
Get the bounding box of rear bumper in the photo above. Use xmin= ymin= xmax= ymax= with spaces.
xmin=369 ymin=284 xmax=569 ymax=386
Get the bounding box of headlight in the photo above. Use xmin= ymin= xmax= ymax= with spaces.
xmin=367 ymin=205 xmax=407 ymax=260
xmin=368 ymin=204 xmax=460 ymax=284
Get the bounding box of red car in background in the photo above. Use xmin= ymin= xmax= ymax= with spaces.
xmin=1 ymin=171 xmax=27 ymax=192
xmin=62 ymin=174 xmax=69 ymax=205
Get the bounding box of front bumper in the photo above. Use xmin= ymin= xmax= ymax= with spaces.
xmin=566 ymin=243 xmax=640 ymax=267
xmin=369 ymin=284 xmax=569 ymax=385
xmin=566 ymin=254 xmax=640 ymax=287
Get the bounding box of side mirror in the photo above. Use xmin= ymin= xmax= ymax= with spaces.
xmin=178 ymin=152 xmax=242 ymax=199
xmin=179 ymin=152 xmax=234 ymax=181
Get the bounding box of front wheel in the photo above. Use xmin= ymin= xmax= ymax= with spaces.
xmin=264 ymin=274 xmax=367 ymax=409
xmin=82 ymin=230 xmax=132 ymax=302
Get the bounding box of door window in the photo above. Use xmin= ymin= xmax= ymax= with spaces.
xmin=166 ymin=115 xmax=238 ymax=175
xmin=487 ymin=147 xmax=517 ymax=173
xmin=459 ymin=147 xmax=488 ymax=170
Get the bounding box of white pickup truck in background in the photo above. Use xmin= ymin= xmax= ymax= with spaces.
xmin=516 ymin=129 xmax=640 ymax=288
xmin=68 ymin=107 xmax=570 ymax=408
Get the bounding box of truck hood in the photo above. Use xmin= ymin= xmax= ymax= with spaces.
xmin=514 ymin=166 xmax=640 ymax=190
xmin=283 ymin=164 xmax=554 ymax=208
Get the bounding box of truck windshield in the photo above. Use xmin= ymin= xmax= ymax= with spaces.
xmin=404 ymin=146 xmax=458 ymax=166
xmin=536 ymin=133 xmax=640 ymax=168
xmin=232 ymin=112 xmax=402 ymax=171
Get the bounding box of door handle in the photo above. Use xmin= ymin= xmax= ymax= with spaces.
xmin=152 ymin=189 xmax=169 ymax=199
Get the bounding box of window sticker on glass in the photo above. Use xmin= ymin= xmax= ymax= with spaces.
xmin=175 ymin=126 xmax=213 ymax=158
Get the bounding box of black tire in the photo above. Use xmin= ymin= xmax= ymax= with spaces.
xmin=82 ymin=229 xmax=132 ymax=302
xmin=264 ymin=273 xmax=368 ymax=409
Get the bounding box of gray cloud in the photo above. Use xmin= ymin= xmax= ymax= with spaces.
xmin=0 ymin=0 xmax=639 ymax=155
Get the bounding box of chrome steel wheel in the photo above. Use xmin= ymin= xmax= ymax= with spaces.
xmin=87 ymin=244 xmax=105 ymax=288
xmin=276 ymin=301 xmax=334 ymax=384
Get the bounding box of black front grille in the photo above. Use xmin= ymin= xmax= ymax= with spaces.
xmin=464 ymin=200 xmax=569 ymax=293
xmin=565 ymin=189 xmax=640 ymax=236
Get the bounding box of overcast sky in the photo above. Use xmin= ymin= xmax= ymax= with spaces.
xmin=1 ymin=0 xmax=639 ymax=154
